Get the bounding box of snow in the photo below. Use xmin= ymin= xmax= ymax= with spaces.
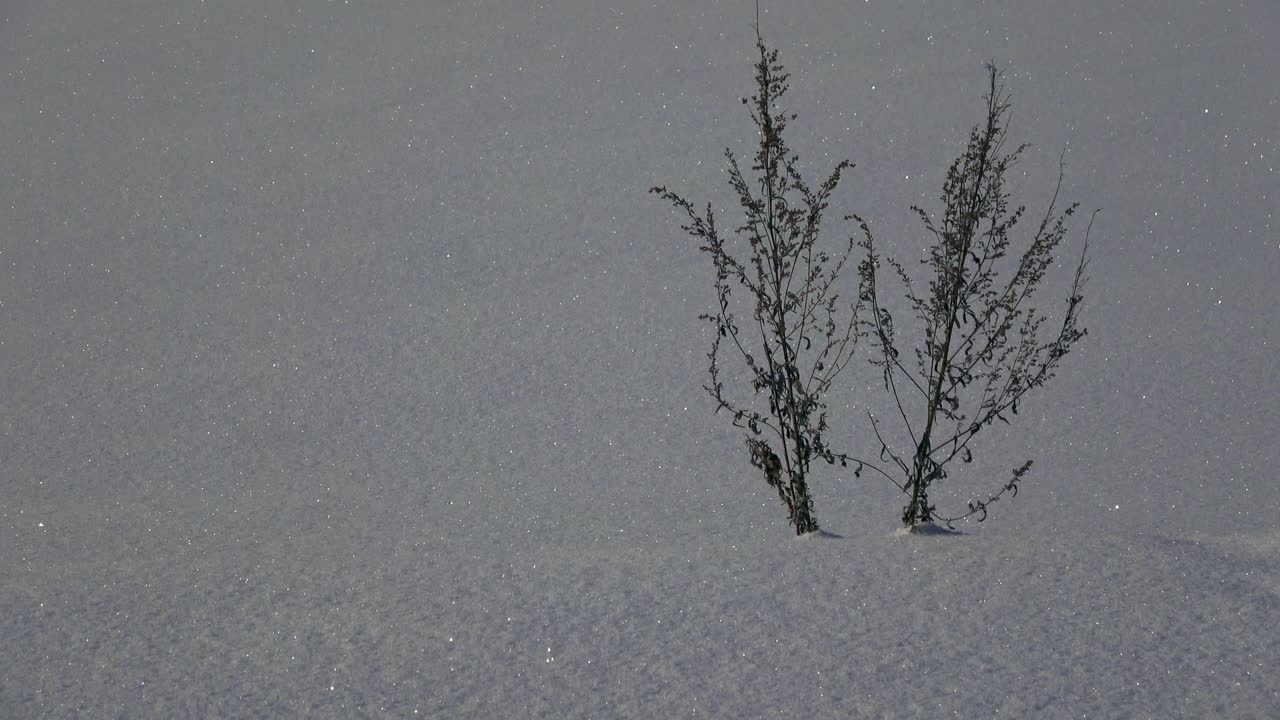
xmin=2 ymin=0 xmax=1277 ymax=717
xmin=891 ymin=523 xmax=962 ymax=537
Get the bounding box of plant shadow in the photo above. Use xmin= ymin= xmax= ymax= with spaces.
xmin=893 ymin=522 xmax=966 ymax=537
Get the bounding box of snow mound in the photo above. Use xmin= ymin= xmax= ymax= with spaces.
xmin=893 ymin=522 xmax=965 ymax=537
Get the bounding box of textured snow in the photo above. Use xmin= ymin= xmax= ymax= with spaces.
xmin=2 ymin=0 xmax=1277 ymax=717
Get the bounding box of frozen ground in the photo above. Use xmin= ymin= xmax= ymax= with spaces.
xmin=2 ymin=1 xmax=1277 ymax=717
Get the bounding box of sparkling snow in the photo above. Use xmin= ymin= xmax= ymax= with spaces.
xmin=2 ymin=0 xmax=1276 ymax=717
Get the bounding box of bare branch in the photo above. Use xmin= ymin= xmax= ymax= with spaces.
xmin=855 ymin=63 xmax=1094 ymax=528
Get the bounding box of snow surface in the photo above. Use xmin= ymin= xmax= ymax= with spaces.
xmin=2 ymin=0 xmax=1277 ymax=717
